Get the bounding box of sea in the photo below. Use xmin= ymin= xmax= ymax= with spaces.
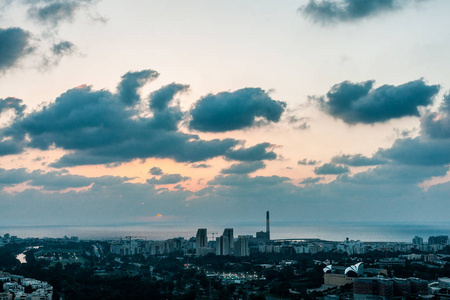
xmin=2 ymin=221 xmax=450 ymax=243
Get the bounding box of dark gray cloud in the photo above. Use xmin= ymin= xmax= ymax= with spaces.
xmin=377 ymin=137 xmax=450 ymax=166
xmin=209 ymin=174 xmax=289 ymax=187
xmin=147 ymin=174 xmax=190 ymax=185
xmin=117 ymin=70 xmax=159 ymax=106
xmin=287 ymin=115 xmax=310 ymax=130
xmin=297 ymin=158 xmax=318 ymax=165
xmin=189 ymin=87 xmax=286 ymax=132
xmin=300 ymin=0 xmax=421 ymax=24
xmin=150 ymin=83 xmax=189 ymax=111
xmin=421 ymin=94 xmax=450 ymax=139
xmin=0 ymin=139 xmax=25 ymax=156
xmin=191 ymin=163 xmax=211 ymax=169
xmin=0 ymin=168 xmax=130 ymax=191
xmin=339 ymin=164 xmax=448 ymax=185
xmin=41 ymin=40 xmax=77 ymax=68
xmin=0 ymin=27 xmax=33 ymax=72
xmin=225 ymin=143 xmax=277 ymax=161
xmin=52 ymin=40 xmax=75 ymax=56
xmin=315 ymin=79 xmax=439 ymax=124
xmin=26 ymin=0 xmax=94 ymax=27
xmin=220 ymin=161 xmax=266 ymax=175
xmin=0 ymin=168 xmax=30 ymax=185
xmin=0 ymin=97 xmax=26 ymax=117
xmin=1 ymin=71 xmax=252 ymax=166
xmin=300 ymin=177 xmax=323 ymax=184
xmin=149 ymin=167 xmax=163 ymax=176
xmin=331 ymin=153 xmax=387 ymax=166
xmin=314 ymin=163 xmax=349 ymax=175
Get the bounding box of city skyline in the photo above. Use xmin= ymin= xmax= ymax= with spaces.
xmin=1 ymin=0 xmax=450 ymax=227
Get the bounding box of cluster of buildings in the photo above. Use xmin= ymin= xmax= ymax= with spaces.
xmin=0 ymin=233 xmax=79 ymax=248
xmin=321 ymin=262 xmax=450 ymax=299
xmin=352 ymin=277 xmax=429 ymax=299
xmin=110 ymin=237 xmax=194 ymax=256
xmin=195 ymin=228 xmax=251 ymax=256
xmin=412 ymin=235 xmax=449 ymax=252
xmin=0 ymin=272 xmax=53 ymax=300
xmin=195 ymin=211 xmax=272 ymax=256
xmin=257 ymin=234 xmax=450 ymax=256
xmin=108 ymin=212 xmax=450 ymax=260
xmin=111 ymin=211 xmax=272 ymax=257
xmin=110 ymin=227 xmax=255 ymax=257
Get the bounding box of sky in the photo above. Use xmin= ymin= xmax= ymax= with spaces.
xmin=1 ymin=0 xmax=450 ymax=227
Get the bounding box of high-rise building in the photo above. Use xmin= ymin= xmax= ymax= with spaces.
xmin=266 ymin=211 xmax=270 ymax=241
xmin=428 ymin=235 xmax=448 ymax=245
xmin=234 ymin=235 xmax=250 ymax=256
xmin=196 ymin=228 xmax=207 ymax=255
xmin=223 ymin=228 xmax=234 ymax=252
xmin=412 ymin=236 xmax=423 ymax=245
xmin=216 ymin=228 xmax=234 ymax=255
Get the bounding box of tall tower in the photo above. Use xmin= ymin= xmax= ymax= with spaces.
xmin=196 ymin=228 xmax=207 ymax=255
xmin=222 ymin=228 xmax=234 ymax=255
xmin=266 ymin=211 xmax=270 ymax=241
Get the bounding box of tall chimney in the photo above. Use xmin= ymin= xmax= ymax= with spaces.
xmin=266 ymin=211 xmax=270 ymax=241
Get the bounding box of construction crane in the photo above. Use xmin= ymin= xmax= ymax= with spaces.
xmin=210 ymin=232 xmax=218 ymax=241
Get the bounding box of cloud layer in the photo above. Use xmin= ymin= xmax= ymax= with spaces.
xmin=0 ymin=70 xmax=282 ymax=167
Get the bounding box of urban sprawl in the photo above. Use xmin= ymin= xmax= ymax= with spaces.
xmin=1 ymin=213 xmax=450 ymax=299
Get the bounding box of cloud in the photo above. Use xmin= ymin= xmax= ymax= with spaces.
xmin=41 ymin=40 xmax=77 ymax=68
xmin=339 ymin=164 xmax=448 ymax=185
xmin=422 ymin=94 xmax=450 ymax=139
xmin=147 ymin=174 xmax=190 ymax=185
xmin=0 ymin=139 xmax=25 ymax=156
xmin=52 ymin=40 xmax=76 ymax=56
xmin=0 ymin=0 xmax=12 ymax=11
xmin=0 ymin=27 xmax=33 ymax=72
xmin=314 ymin=79 xmax=439 ymax=124
xmin=150 ymin=83 xmax=189 ymax=111
xmin=0 ymin=98 xmax=26 ymax=117
xmin=1 ymin=71 xmax=254 ymax=166
xmin=191 ymin=163 xmax=211 ymax=169
xmin=287 ymin=115 xmax=310 ymax=130
xmin=117 ymin=70 xmax=159 ymax=106
xmin=300 ymin=177 xmax=323 ymax=184
xmin=189 ymin=88 xmax=286 ymax=132
xmin=331 ymin=153 xmax=387 ymax=166
xmin=0 ymin=168 xmax=130 ymax=191
xmin=26 ymin=0 xmax=94 ymax=27
xmin=220 ymin=161 xmax=266 ymax=175
xmin=314 ymin=163 xmax=349 ymax=175
xmin=298 ymin=158 xmax=318 ymax=165
xmin=0 ymin=1 xmax=104 ymax=74
xmin=300 ymin=0 xmax=421 ymax=24
xmin=225 ymin=142 xmax=277 ymax=161
xmin=149 ymin=167 xmax=163 ymax=176
xmin=377 ymin=137 xmax=450 ymax=166
xmin=208 ymin=174 xmax=289 ymax=187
